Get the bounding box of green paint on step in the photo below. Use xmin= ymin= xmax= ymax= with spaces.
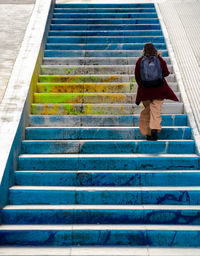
xmin=34 ymin=93 xmax=83 ymax=103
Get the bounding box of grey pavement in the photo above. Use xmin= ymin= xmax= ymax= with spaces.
xmin=159 ymin=0 xmax=200 ymax=132
xmin=0 ymin=1 xmax=35 ymax=102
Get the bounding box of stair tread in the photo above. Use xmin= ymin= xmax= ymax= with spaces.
xmin=14 ymin=170 xmax=200 ymax=173
xmin=26 ymin=126 xmax=189 ymax=128
xmin=4 ymin=205 xmax=200 ymax=210
xmin=22 ymin=139 xmax=194 ymax=142
xmin=1 ymin=224 xmax=200 ymax=230
xmin=9 ymin=186 xmax=200 ymax=191
xmin=0 ymin=247 xmax=199 ymax=256
xmin=19 ymin=153 xmax=198 ymax=157
xmin=32 ymin=103 xmax=183 ymax=105
xmin=34 ymin=92 xmax=179 ymax=95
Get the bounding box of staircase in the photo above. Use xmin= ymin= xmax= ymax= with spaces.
xmin=1 ymin=3 xmax=200 ymax=253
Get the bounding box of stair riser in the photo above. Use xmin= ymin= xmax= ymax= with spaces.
xmin=49 ymin=31 xmax=162 ymax=37
xmin=9 ymin=189 xmax=200 ymax=205
xmin=43 ymin=57 xmax=171 ymax=65
xmin=29 ymin=115 xmax=187 ymax=127
xmin=36 ymin=83 xmax=138 ymax=93
xmin=3 ymin=209 xmax=200 ymax=225
xmin=21 ymin=141 xmax=194 ymax=154
xmin=54 ymin=9 xmax=156 ymax=14
xmin=33 ymin=93 xmax=180 ymax=104
xmin=35 ymin=84 xmax=177 ymax=94
xmin=52 ymin=20 xmax=160 ymax=26
xmin=55 ymin=3 xmax=155 ymax=8
xmin=1 ymin=229 xmax=200 ymax=247
xmin=17 ymin=156 xmax=198 ymax=170
xmin=44 ymin=50 xmax=168 ymax=58
xmin=25 ymin=127 xmax=191 ymax=140
xmin=31 ymin=103 xmax=184 ymax=115
xmin=38 ymin=75 xmax=176 ymax=83
xmin=53 ymin=14 xmax=158 ymax=19
xmin=45 ymin=43 xmax=167 ymax=50
xmin=40 ymin=65 xmax=174 ymax=75
xmin=47 ymin=37 xmax=165 ymax=44
xmin=14 ymin=172 xmax=200 ymax=186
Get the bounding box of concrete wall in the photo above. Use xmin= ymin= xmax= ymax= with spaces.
xmin=0 ymin=0 xmax=55 ymax=223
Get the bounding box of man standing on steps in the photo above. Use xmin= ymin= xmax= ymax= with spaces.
xmin=135 ymin=43 xmax=179 ymax=141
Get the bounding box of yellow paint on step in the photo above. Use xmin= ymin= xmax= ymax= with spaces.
xmin=104 ymin=75 xmax=119 ymax=82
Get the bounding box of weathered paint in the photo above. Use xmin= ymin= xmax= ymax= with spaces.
xmin=34 ymin=93 xmax=134 ymax=103
xmin=36 ymin=83 xmax=136 ymax=93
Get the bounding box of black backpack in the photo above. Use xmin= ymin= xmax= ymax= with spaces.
xmin=140 ymin=56 xmax=163 ymax=88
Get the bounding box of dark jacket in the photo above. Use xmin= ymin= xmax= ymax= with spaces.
xmin=135 ymin=55 xmax=179 ymax=105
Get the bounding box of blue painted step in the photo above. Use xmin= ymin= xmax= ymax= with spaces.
xmin=51 ymin=19 xmax=160 ymax=25
xmin=8 ymin=186 xmax=200 ymax=205
xmin=3 ymin=205 xmax=200 ymax=225
xmin=29 ymin=114 xmax=188 ymax=127
xmin=17 ymin=154 xmax=199 ymax=170
xmin=48 ymin=31 xmax=164 ymax=37
xmin=25 ymin=127 xmax=192 ymax=140
xmin=50 ymin=24 xmax=161 ymax=30
xmin=14 ymin=171 xmax=200 ymax=186
xmin=0 ymin=226 xmax=200 ymax=247
xmin=21 ymin=140 xmax=195 ymax=154
xmin=53 ymin=13 xmax=158 ymax=19
xmin=47 ymin=36 xmax=165 ymax=44
xmin=54 ymin=8 xmax=156 ymax=14
xmin=54 ymin=3 xmax=155 ymax=8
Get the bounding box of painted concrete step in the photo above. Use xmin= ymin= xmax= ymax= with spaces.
xmin=44 ymin=50 xmax=168 ymax=58
xmin=47 ymin=36 xmax=165 ymax=44
xmin=3 ymin=204 xmax=200 ymax=225
xmin=55 ymin=3 xmax=155 ymax=8
xmin=31 ymin=102 xmax=184 ymax=115
xmin=1 ymin=224 xmax=200 ymax=247
xmin=36 ymin=82 xmax=177 ymax=94
xmin=40 ymin=65 xmax=174 ymax=75
xmin=33 ymin=92 xmax=181 ymax=104
xmin=21 ymin=140 xmax=194 ymax=154
xmin=42 ymin=57 xmax=171 ymax=65
xmin=33 ymin=93 xmax=135 ymax=104
xmin=45 ymin=43 xmax=167 ymax=50
xmin=8 ymin=186 xmax=200 ymax=204
xmin=53 ymin=8 xmax=156 ymax=14
xmin=36 ymin=82 xmax=138 ymax=93
xmin=51 ymin=18 xmax=160 ymax=25
xmin=17 ymin=154 xmax=199 ymax=170
xmin=49 ymin=30 xmax=162 ymax=37
xmin=25 ymin=127 xmax=191 ymax=140
xmin=50 ymin=24 xmax=161 ymax=31
xmin=0 ymin=247 xmax=199 ymax=256
xmin=29 ymin=114 xmax=187 ymax=127
xmin=14 ymin=170 xmax=200 ymax=187
xmin=38 ymin=74 xmax=176 ymax=83
xmin=53 ymin=13 xmax=158 ymax=19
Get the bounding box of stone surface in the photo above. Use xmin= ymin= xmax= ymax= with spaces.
xmin=0 ymin=4 xmax=34 ymax=103
xmin=158 ymin=0 xmax=200 ymax=137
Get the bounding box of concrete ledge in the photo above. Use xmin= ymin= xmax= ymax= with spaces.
xmin=0 ymin=0 xmax=36 ymax=3
xmin=0 ymin=0 xmax=54 ymax=217
xmin=155 ymin=3 xmax=200 ymax=156
xmin=0 ymin=246 xmax=200 ymax=256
